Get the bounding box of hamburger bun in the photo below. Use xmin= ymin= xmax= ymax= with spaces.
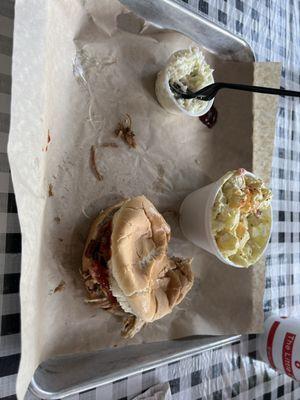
xmin=81 ymin=195 xmax=194 ymax=337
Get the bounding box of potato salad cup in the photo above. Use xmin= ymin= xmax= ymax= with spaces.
xmin=180 ymin=169 xmax=273 ymax=268
xmin=155 ymin=47 xmax=214 ymax=117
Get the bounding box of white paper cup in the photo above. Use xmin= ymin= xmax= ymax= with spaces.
xmin=258 ymin=315 xmax=300 ymax=381
xmin=155 ymin=66 xmax=214 ymax=117
xmin=179 ymin=170 xmax=272 ymax=268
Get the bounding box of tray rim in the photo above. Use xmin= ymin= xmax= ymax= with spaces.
xmin=30 ymin=335 xmax=242 ymax=399
xmin=120 ymin=0 xmax=256 ymax=62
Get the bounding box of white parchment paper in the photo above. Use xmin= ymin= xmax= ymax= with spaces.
xmin=8 ymin=0 xmax=280 ymax=397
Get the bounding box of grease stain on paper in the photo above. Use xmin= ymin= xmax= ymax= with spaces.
xmin=116 ymin=12 xmax=146 ymax=35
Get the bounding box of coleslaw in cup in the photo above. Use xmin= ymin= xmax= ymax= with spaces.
xmin=155 ymin=47 xmax=214 ymax=117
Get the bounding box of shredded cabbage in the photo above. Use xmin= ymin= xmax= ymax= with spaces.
xmin=167 ymin=47 xmax=214 ymax=114
xmin=212 ymin=169 xmax=272 ymax=267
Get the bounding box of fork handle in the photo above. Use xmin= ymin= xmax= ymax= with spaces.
xmin=219 ymin=82 xmax=300 ymax=98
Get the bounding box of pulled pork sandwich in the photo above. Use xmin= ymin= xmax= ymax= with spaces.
xmin=81 ymin=195 xmax=194 ymax=338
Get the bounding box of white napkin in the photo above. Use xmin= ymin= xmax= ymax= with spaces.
xmin=132 ymin=382 xmax=172 ymax=400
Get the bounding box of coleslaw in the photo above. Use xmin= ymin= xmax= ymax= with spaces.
xmin=168 ymin=47 xmax=214 ymax=113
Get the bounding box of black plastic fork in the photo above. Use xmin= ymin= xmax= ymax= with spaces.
xmin=170 ymin=82 xmax=300 ymax=101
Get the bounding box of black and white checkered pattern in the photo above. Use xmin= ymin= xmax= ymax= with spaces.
xmin=1 ymin=0 xmax=300 ymax=399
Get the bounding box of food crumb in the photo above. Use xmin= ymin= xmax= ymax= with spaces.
xmin=43 ymin=130 xmax=52 ymax=152
xmin=100 ymin=142 xmax=119 ymax=148
xmin=90 ymin=145 xmax=103 ymax=181
xmin=48 ymin=184 xmax=54 ymax=197
xmin=52 ymin=280 xmax=66 ymax=294
xmin=114 ymin=114 xmax=136 ymax=148
xmin=82 ymin=207 xmax=92 ymax=219
xmin=54 ymin=217 xmax=61 ymax=223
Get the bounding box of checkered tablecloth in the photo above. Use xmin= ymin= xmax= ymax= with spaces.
xmin=1 ymin=0 xmax=300 ymax=399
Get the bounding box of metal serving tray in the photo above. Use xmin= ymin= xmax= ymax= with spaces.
xmin=29 ymin=1 xmax=254 ymax=398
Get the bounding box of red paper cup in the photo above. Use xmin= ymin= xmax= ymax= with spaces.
xmin=258 ymin=315 xmax=300 ymax=380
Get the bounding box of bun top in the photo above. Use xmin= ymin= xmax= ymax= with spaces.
xmin=110 ymin=196 xmax=193 ymax=322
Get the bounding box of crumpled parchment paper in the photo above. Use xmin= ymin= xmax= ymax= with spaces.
xmin=8 ymin=0 xmax=281 ymax=397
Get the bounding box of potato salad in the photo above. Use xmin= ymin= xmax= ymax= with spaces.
xmin=211 ymin=169 xmax=272 ymax=267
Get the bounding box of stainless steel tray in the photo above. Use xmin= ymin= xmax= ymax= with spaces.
xmin=30 ymin=335 xmax=241 ymax=399
xmin=29 ymin=1 xmax=254 ymax=398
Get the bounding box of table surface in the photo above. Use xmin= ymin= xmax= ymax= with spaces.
xmin=1 ymin=0 xmax=300 ymax=399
